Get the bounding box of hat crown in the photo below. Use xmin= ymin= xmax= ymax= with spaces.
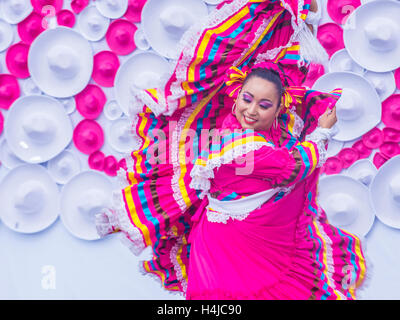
xmin=389 ymin=176 xmax=400 ymax=205
xmin=0 ymin=83 xmax=15 ymax=99
xmin=336 ymin=88 xmax=362 ymax=121
xmin=116 ymin=123 xmax=131 ymax=142
xmin=364 ymin=18 xmax=398 ymax=52
xmin=372 ymin=78 xmax=385 ymax=94
xmin=9 ymin=0 xmax=25 ymax=13
xmin=320 ymin=33 xmax=336 ymax=48
xmin=104 ymin=0 xmax=119 ymax=9
xmin=355 ymin=169 xmax=373 ymax=186
xmin=47 ymin=45 xmax=80 ymax=80
xmin=132 ymin=71 xmax=160 ymax=90
xmin=328 ymin=193 xmax=359 ymax=226
xmin=159 ymin=5 xmax=192 ymax=38
xmin=83 ymin=94 xmax=100 ymax=111
xmin=77 ymin=190 xmax=107 ymax=221
xmin=14 ymin=180 xmax=46 ymax=214
xmin=87 ymin=15 xmax=104 ymax=31
xmin=22 ymin=114 xmax=56 ymax=144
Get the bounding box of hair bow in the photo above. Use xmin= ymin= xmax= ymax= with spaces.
xmin=223 ymin=65 xmax=250 ymax=99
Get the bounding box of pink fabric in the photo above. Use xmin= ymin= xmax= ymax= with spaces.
xmin=185 ymin=113 xmax=367 ymax=300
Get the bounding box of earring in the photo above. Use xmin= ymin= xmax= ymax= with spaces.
xmin=273 ymin=117 xmax=278 ymax=130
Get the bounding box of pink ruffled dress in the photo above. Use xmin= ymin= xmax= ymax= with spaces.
xmin=185 ymin=113 xmax=368 ymax=300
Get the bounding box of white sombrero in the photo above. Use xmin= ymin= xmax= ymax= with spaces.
xmin=343 ymin=0 xmax=400 ymax=72
xmin=0 ymin=164 xmax=60 ymax=233
xmin=114 ymin=50 xmax=171 ymax=115
xmin=21 ymin=77 xmax=42 ymax=96
xmin=0 ymin=0 xmax=32 ymax=24
xmin=134 ymin=26 xmax=151 ymax=51
xmin=95 ymin=0 xmax=128 ymax=19
xmin=103 ymin=99 xmax=123 ymax=120
xmin=60 ymin=171 xmax=113 ymax=241
xmin=345 ymin=158 xmax=377 ymax=187
xmin=77 ymin=5 xmax=110 ymax=42
xmin=28 ymin=27 xmax=93 ymax=98
xmin=0 ymin=138 xmax=25 ymax=169
xmin=364 ymin=70 xmax=396 ymax=102
xmin=327 ymin=139 xmax=344 ymax=158
xmin=312 ymin=71 xmax=381 ymax=142
xmin=46 ymin=149 xmax=81 ymax=185
xmin=0 ymin=19 xmax=14 ymax=52
xmin=106 ymin=117 xmax=137 ymax=153
xmin=370 ymin=155 xmax=400 ymax=229
xmin=318 ymin=174 xmax=375 ymax=237
xmin=4 ymin=95 xmax=73 ymax=163
xmin=141 ymin=0 xmax=209 ymax=59
xmin=328 ymin=49 xmax=364 ymax=75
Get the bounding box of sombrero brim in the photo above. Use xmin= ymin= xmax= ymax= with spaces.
xmin=0 ymin=0 xmax=32 ymax=24
xmin=114 ymin=50 xmax=171 ymax=115
xmin=141 ymin=0 xmax=209 ymax=59
xmin=28 ymin=27 xmax=93 ymax=98
xmin=77 ymin=5 xmax=110 ymax=41
xmin=4 ymin=95 xmax=73 ymax=163
xmin=95 ymin=0 xmax=128 ymax=19
xmin=319 ymin=174 xmax=376 ymax=237
xmin=370 ymin=155 xmax=400 ymax=229
xmin=364 ymin=70 xmax=396 ymax=102
xmin=0 ymin=164 xmax=60 ymax=233
xmin=343 ymin=1 xmax=400 ymax=72
xmin=328 ymin=49 xmax=364 ymax=75
xmin=60 ymin=171 xmax=113 ymax=241
xmin=0 ymin=19 xmax=14 ymax=51
xmin=312 ymin=71 xmax=381 ymax=141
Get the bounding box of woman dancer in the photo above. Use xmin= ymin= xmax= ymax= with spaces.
xmin=95 ymin=0 xmax=368 ymax=299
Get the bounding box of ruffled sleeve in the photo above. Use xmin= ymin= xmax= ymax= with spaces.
xmin=228 ymin=125 xmax=338 ymax=188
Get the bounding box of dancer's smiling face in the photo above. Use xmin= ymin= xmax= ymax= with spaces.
xmin=235 ymin=75 xmax=283 ymax=131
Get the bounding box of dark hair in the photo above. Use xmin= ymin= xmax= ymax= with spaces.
xmin=242 ymin=68 xmax=284 ymax=107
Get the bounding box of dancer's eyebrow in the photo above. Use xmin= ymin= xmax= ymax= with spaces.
xmin=243 ymin=91 xmax=273 ymax=103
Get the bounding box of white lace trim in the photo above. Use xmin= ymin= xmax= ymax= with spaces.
xmin=305 ymin=125 xmax=339 ymax=168
xmin=170 ymin=235 xmax=188 ymax=295
xmin=138 ymin=260 xmax=185 ymax=299
xmin=289 ymin=108 xmax=305 ymax=138
xmin=94 ymin=191 xmax=146 ymax=256
xmin=314 ymin=218 xmax=348 ymax=300
xmin=189 ymin=141 xmax=274 ymax=199
xmin=206 ymin=207 xmax=250 ymax=224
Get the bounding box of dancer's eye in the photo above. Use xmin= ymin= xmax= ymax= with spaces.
xmin=242 ymin=94 xmax=252 ymax=103
xmin=260 ymin=103 xmax=273 ymax=109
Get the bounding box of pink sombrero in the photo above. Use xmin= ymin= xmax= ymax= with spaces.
xmin=380 ymin=142 xmax=400 ymax=159
xmin=17 ymin=11 xmax=45 ymax=44
xmin=0 ymin=74 xmax=20 ymax=110
xmin=373 ymin=152 xmax=389 ymax=169
xmin=303 ymin=63 xmax=325 ymax=89
xmin=327 ymin=0 xmax=361 ymax=25
xmin=73 ymin=119 xmax=104 ymax=155
xmin=383 ymin=127 xmax=400 ymax=143
xmin=382 ymin=94 xmax=400 ymax=130
xmin=88 ymin=150 xmax=105 ymax=171
xmin=322 ymin=156 xmax=344 ymax=175
xmin=92 ymin=50 xmax=120 ymax=88
xmin=124 ymin=0 xmax=146 ymax=23
xmin=337 ymin=147 xmax=359 ymax=169
xmin=57 ymin=9 xmax=76 ymax=28
xmin=75 ymin=84 xmax=106 ymax=120
xmin=71 ymin=0 xmax=89 ymax=14
xmin=351 ymin=139 xmax=372 ymax=159
xmin=362 ymin=127 xmax=384 ymax=149
xmin=317 ymin=23 xmax=344 ymax=58
xmin=6 ymin=42 xmax=30 ymax=79
xmin=395 ymin=68 xmax=400 ymax=90
xmin=31 ymin=0 xmax=63 ymax=15
xmin=106 ymin=19 xmax=137 ymax=55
